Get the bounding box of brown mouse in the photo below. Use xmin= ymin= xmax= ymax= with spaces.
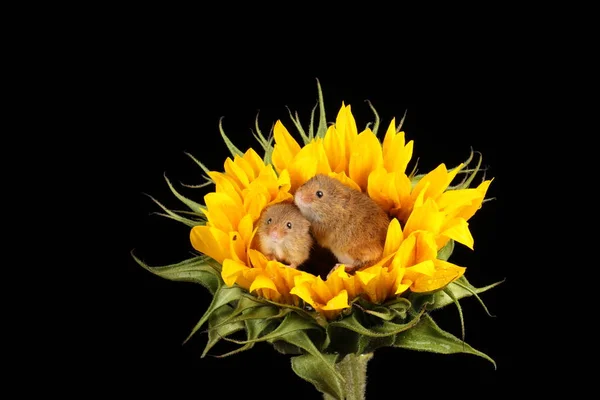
xmin=294 ymin=174 xmax=390 ymax=275
xmin=255 ymin=202 xmax=313 ymax=269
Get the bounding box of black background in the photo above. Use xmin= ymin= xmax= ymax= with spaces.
xmin=106 ymin=42 xmax=518 ymax=397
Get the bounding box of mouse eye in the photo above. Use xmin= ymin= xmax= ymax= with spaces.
xmin=286 ymin=222 xmax=292 ymax=229
xmin=316 ymin=190 xmax=323 ymax=198
xmin=266 ymin=218 xmax=272 ymax=224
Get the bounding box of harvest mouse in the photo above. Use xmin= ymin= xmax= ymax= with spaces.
xmin=294 ymin=174 xmax=390 ymax=275
xmin=255 ymin=203 xmax=314 ymax=269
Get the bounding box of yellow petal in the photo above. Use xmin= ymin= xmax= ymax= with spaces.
xmin=382 ymin=118 xmax=397 ymax=162
xmin=204 ymin=192 xmax=243 ymax=232
xmin=441 ymin=217 xmax=474 ymax=250
xmin=395 ymin=283 xmax=410 ymax=295
xmin=272 ymin=120 xmax=301 ymax=173
xmin=394 ymin=233 xmax=416 ymax=269
xmin=277 ymin=168 xmax=291 ymax=192
xmin=411 ymin=163 xmax=464 ymax=203
xmin=355 ymin=269 xmax=377 ymax=286
xmin=323 ymin=125 xmax=347 ymax=173
xmin=207 ymin=171 xmax=243 ymax=205
xmin=250 ymin=274 xmax=279 ymax=293
xmin=454 ymin=179 xmax=493 ymax=222
xmin=382 ymin=218 xmax=404 ymax=258
xmin=222 ymin=258 xmax=249 ymax=286
xmin=311 ymin=277 xmax=333 ymax=305
xmin=224 ymin=157 xmax=250 ymax=189
xmin=322 ymin=290 xmax=349 ymax=311
xmin=393 ymin=231 xmax=437 ymax=270
xmin=403 ymin=198 xmax=444 ymax=236
xmin=288 ymin=141 xmax=332 ymax=192
xmin=243 ymin=187 xmax=270 ymax=222
xmin=248 ymin=248 xmax=268 ymax=269
xmin=233 ymin=154 xmax=257 ymax=182
xmin=328 ymin=171 xmax=362 ymax=192
xmin=348 ymin=129 xmax=384 ymax=191
xmin=411 ymin=259 xmax=466 ymax=292
xmin=290 ymin=283 xmax=317 ymax=309
xmin=393 ymin=267 xmax=408 ymax=294
xmin=437 ymin=188 xmax=482 ymax=215
xmin=229 ymin=231 xmax=247 ymax=264
xmin=190 ymin=226 xmax=230 ymax=264
xmin=405 ymin=260 xmax=435 ymax=276
xmin=367 ymin=167 xmax=395 ymax=212
xmin=384 ymin=129 xmax=412 ymax=174
xmin=238 ymin=214 xmax=254 ymax=247
xmin=242 ymin=148 xmax=266 ymax=177
xmin=326 ymin=267 xmax=360 ymax=299
xmin=335 ymin=104 xmax=359 ymax=140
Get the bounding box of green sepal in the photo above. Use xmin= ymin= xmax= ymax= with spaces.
xmin=207 ymin=303 xmax=279 ymax=333
xmin=394 ymin=313 xmax=496 ymax=368
xmin=437 ymin=239 xmax=455 ymax=261
xmin=328 ymin=307 xmax=424 ymax=339
xmin=315 ymin=78 xmax=328 ymax=138
xmin=143 ymin=194 xmax=203 ymax=227
xmin=163 ymin=173 xmax=205 ymax=214
xmin=132 ymin=253 xmax=219 ymax=294
xmin=365 ymin=100 xmax=380 ymax=137
xmin=223 ymin=312 xmax=321 ymax=345
xmin=183 ymin=286 xmax=244 ymax=344
xmin=430 ymin=275 xmax=504 ymax=313
xmin=291 ymin=353 xmax=344 ymax=400
xmin=202 ymin=304 xmax=244 ymax=358
xmin=218 ymin=116 xmax=244 ymax=157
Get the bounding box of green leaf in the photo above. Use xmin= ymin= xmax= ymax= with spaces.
xmin=163 ymin=173 xmax=205 ymax=213
xmin=132 ymin=253 xmax=220 ymax=294
xmin=394 ymin=313 xmax=496 ymax=368
xmin=437 ymin=239 xmax=455 ymax=261
xmin=278 ymin=330 xmax=344 ymax=383
xmin=183 ymin=286 xmax=243 ymax=344
xmin=429 ymin=275 xmax=504 ymax=312
xmin=218 ymin=117 xmax=244 ymax=157
xmin=202 ymin=304 xmax=244 ymax=357
xmin=291 ymin=353 xmax=344 ymax=400
xmin=272 ymin=340 xmax=303 ymax=355
xmin=357 ymin=334 xmax=396 ymax=355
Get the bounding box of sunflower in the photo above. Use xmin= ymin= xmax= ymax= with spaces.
xmin=134 ymin=81 xmax=501 ymax=400
xmin=188 ymin=100 xmax=491 ymax=320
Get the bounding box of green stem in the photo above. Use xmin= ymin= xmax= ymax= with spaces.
xmin=324 ymin=353 xmax=373 ymax=400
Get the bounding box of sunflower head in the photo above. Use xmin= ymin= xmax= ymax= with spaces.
xmin=134 ymin=80 xmax=502 ymax=400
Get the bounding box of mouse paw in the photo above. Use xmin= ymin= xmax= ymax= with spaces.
xmin=287 ymin=263 xmax=298 ymax=269
xmin=326 ymin=263 xmax=356 ymax=278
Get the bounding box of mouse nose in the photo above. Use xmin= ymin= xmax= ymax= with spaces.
xmin=294 ymin=191 xmax=305 ymax=206
xmin=270 ymin=228 xmax=283 ymax=241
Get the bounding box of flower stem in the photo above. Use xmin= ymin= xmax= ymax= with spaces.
xmin=323 ymin=353 xmax=373 ymax=400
